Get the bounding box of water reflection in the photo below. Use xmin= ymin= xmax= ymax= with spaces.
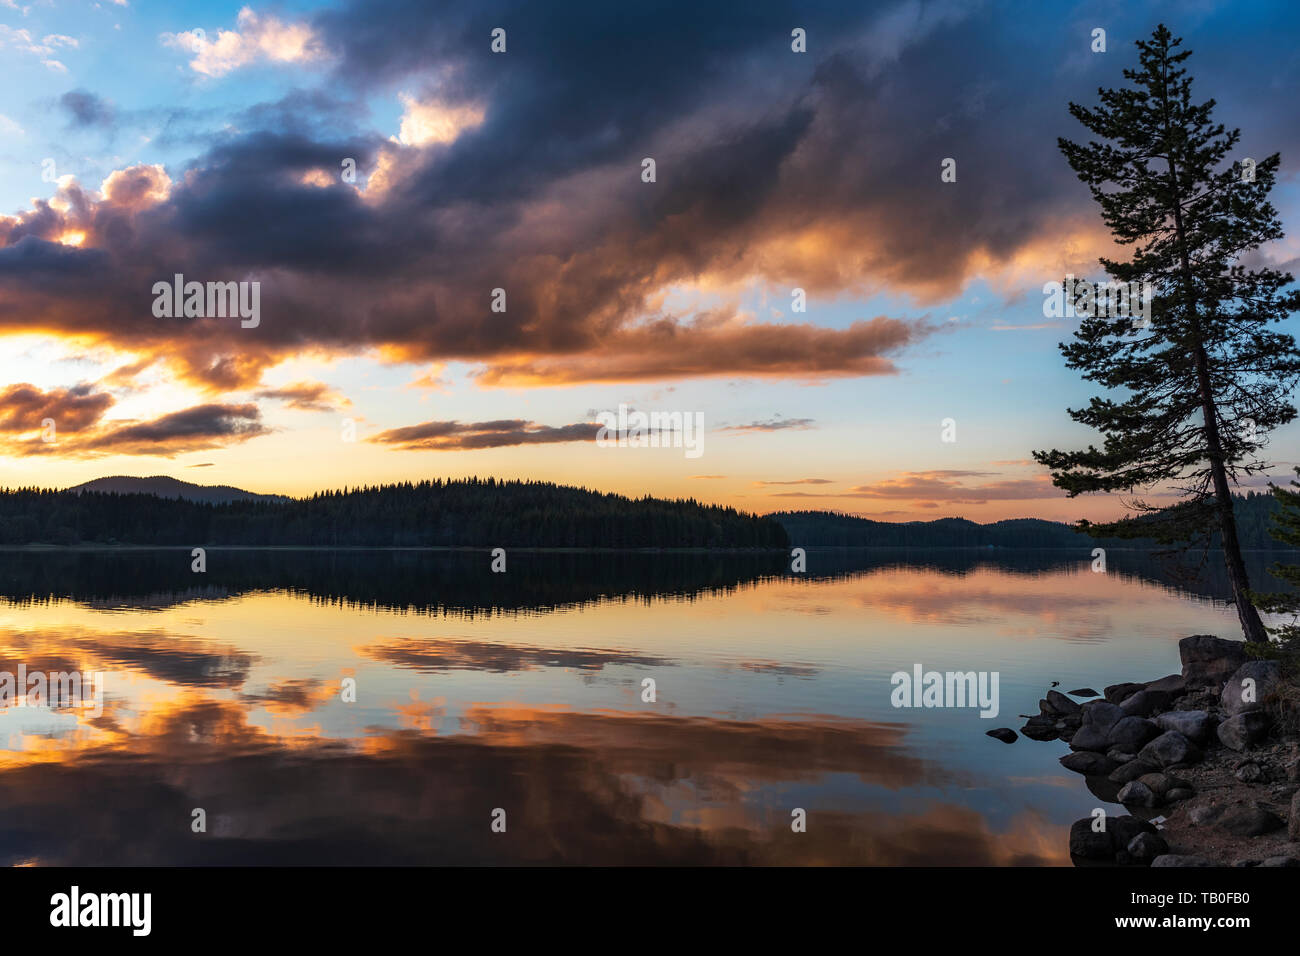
xmin=0 ymin=547 xmax=1288 ymax=614
xmin=0 ymin=548 xmax=1271 ymax=865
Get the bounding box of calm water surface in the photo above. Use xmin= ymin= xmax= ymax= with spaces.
xmin=0 ymin=548 xmax=1273 ymax=865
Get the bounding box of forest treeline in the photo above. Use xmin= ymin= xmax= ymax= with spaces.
xmin=0 ymin=480 xmax=1293 ymax=550
xmin=0 ymin=479 xmax=788 ymax=548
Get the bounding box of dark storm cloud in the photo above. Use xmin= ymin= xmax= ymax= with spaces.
xmin=234 ymin=88 xmax=371 ymax=137
xmin=2 ymin=0 xmax=1297 ymax=392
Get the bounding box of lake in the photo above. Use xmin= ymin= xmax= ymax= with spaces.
xmin=0 ymin=547 xmax=1284 ymax=865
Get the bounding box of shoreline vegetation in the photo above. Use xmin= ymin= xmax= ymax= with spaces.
xmin=0 ymin=478 xmax=788 ymax=550
xmin=0 ymin=475 xmax=1295 ymax=551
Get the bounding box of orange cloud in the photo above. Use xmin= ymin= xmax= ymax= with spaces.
xmin=255 ymin=380 xmax=350 ymax=412
xmin=0 ymin=383 xmax=114 ymax=434
xmin=369 ymin=419 xmax=600 ymax=451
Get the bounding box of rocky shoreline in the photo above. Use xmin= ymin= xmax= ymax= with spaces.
xmin=990 ymin=635 xmax=1300 ymax=866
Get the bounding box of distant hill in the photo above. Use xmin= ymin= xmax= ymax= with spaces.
xmin=67 ymin=475 xmax=286 ymax=505
xmin=773 ymin=511 xmax=1085 ymax=548
xmin=773 ymin=493 xmax=1295 ymax=551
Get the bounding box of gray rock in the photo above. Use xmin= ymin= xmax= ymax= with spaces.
xmin=1107 ymin=749 xmax=1136 ymax=764
xmin=1261 ymin=856 xmax=1300 ymax=867
xmin=1138 ymin=772 xmax=1187 ymax=798
xmin=1068 ymin=725 xmax=1111 ymax=753
xmin=1109 ymin=760 xmax=1159 ymax=785
xmin=1155 ymin=709 xmax=1214 ymax=744
xmin=1081 ymin=699 xmax=1124 ymax=731
xmin=1152 ymin=854 xmax=1214 ymax=867
xmin=1291 ymin=790 xmax=1300 ymax=841
xmin=1046 ymin=689 xmax=1082 ymax=715
xmin=1166 ymin=787 xmax=1194 ymax=802
xmin=1219 ymin=804 xmax=1284 ymax=837
xmin=1120 ymin=689 xmax=1173 ymax=718
xmin=1020 ymin=715 xmax=1059 ymax=741
xmin=1068 ymin=687 xmax=1100 ymax=698
xmin=1127 ymin=831 xmax=1169 ymax=862
xmin=1069 ymin=817 xmax=1115 ymax=860
xmin=1179 ymin=635 xmax=1249 ymax=689
xmin=1188 ymin=804 xmax=1222 ymax=825
xmin=1216 ymin=712 xmax=1272 ymax=751
xmin=1220 ymin=660 xmax=1281 ymax=716
xmin=1117 ymin=780 xmax=1159 ymax=808
xmin=1108 ymin=716 xmax=1161 ymax=752
xmin=1144 ymin=674 xmax=1188 ymax=695
xmin=1138 ymin=731 xmax=1202 ymax=769
xmin=1110 ymin=814 xmax=1157 ymax=850
xmin=1105 ymin=682 xmax=1146 ymax=705
xmin=1060 ymin=751 xmax=1117 ymax=776
xmin=986 ymin=727 xmax=1017 ymax=744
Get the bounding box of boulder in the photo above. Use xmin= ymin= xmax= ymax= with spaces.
xmin=1144 ymin=674 xmax=1187 ymax=696
xmin=1117 ymin=780 xmax=1159 ymax=808
xmin=1138 ymin=772 xmax=1187 ymax=798
xmin=1107 ymin=749 xmax=1136 ymax=764
xmin=1105 ymin=681 xmax=1146 ymax=705
xmin=1068 ymin=687 xmax=1100 ymax=698
xmin=1127 ymin=831 xmax=1169 ymax=862
xmin=1155 ymin=710 xmax=1214 ymax=745
xmin=1108 ymin=716 xmax=1161 ymax=752
xmin=1216 ymin=712 xmax=1272 ymax=751
xmin=1218 ymin=804 xmax=1284 ymax=837
xmin=1109 ymin=760 xmax=1159 ymax=785
xmin=1188 ymin=804 xmax=1221 ymax=826
xmin=1046 ymin=689 xmax=1082 ymax=715
xmin=1060 ymin=751 xmax=1117 ymax=776
xmin=1166 ymin=787 xmax=1194 ymax=802
xmin=1179 ymin=635 xmax=1249 ymax=689
xmin=1152 ymin=854 xmax=1213 ymax=867
xmin=986 ymin=727 xmax=1017 ymax=744
xmin=1069 ymin=817 xmax=1114 ymax=860
xmin=1081 ymin=699 xmax=1124 ymax=732
xmin=1261 ymin=856 xmax=1300 ymax=867
xmin=1020 ymin=715 xmax=1059 ymax=741
xmin=1138 ymin=731 xmax=1202 ymax=769
xmin=1110 ymin=814 xmax=1156 ymax=849
xmin=1220 ymin=660 xmax=1281 ymax=716
xmin=1120 ymin=689 xmax=1173 ymax=718
xmin=1069 ymin=725 xmax=1111 ymax=753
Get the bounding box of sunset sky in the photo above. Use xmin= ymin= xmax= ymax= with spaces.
xmin=1 ymin=0 xmax=1298 ymax=522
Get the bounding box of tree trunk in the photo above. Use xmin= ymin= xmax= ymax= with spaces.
xmin=1161 ymin=62 xmax=1269 ymax=644
xmin=1190 ymin=342 xmax=1269 ymax=642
